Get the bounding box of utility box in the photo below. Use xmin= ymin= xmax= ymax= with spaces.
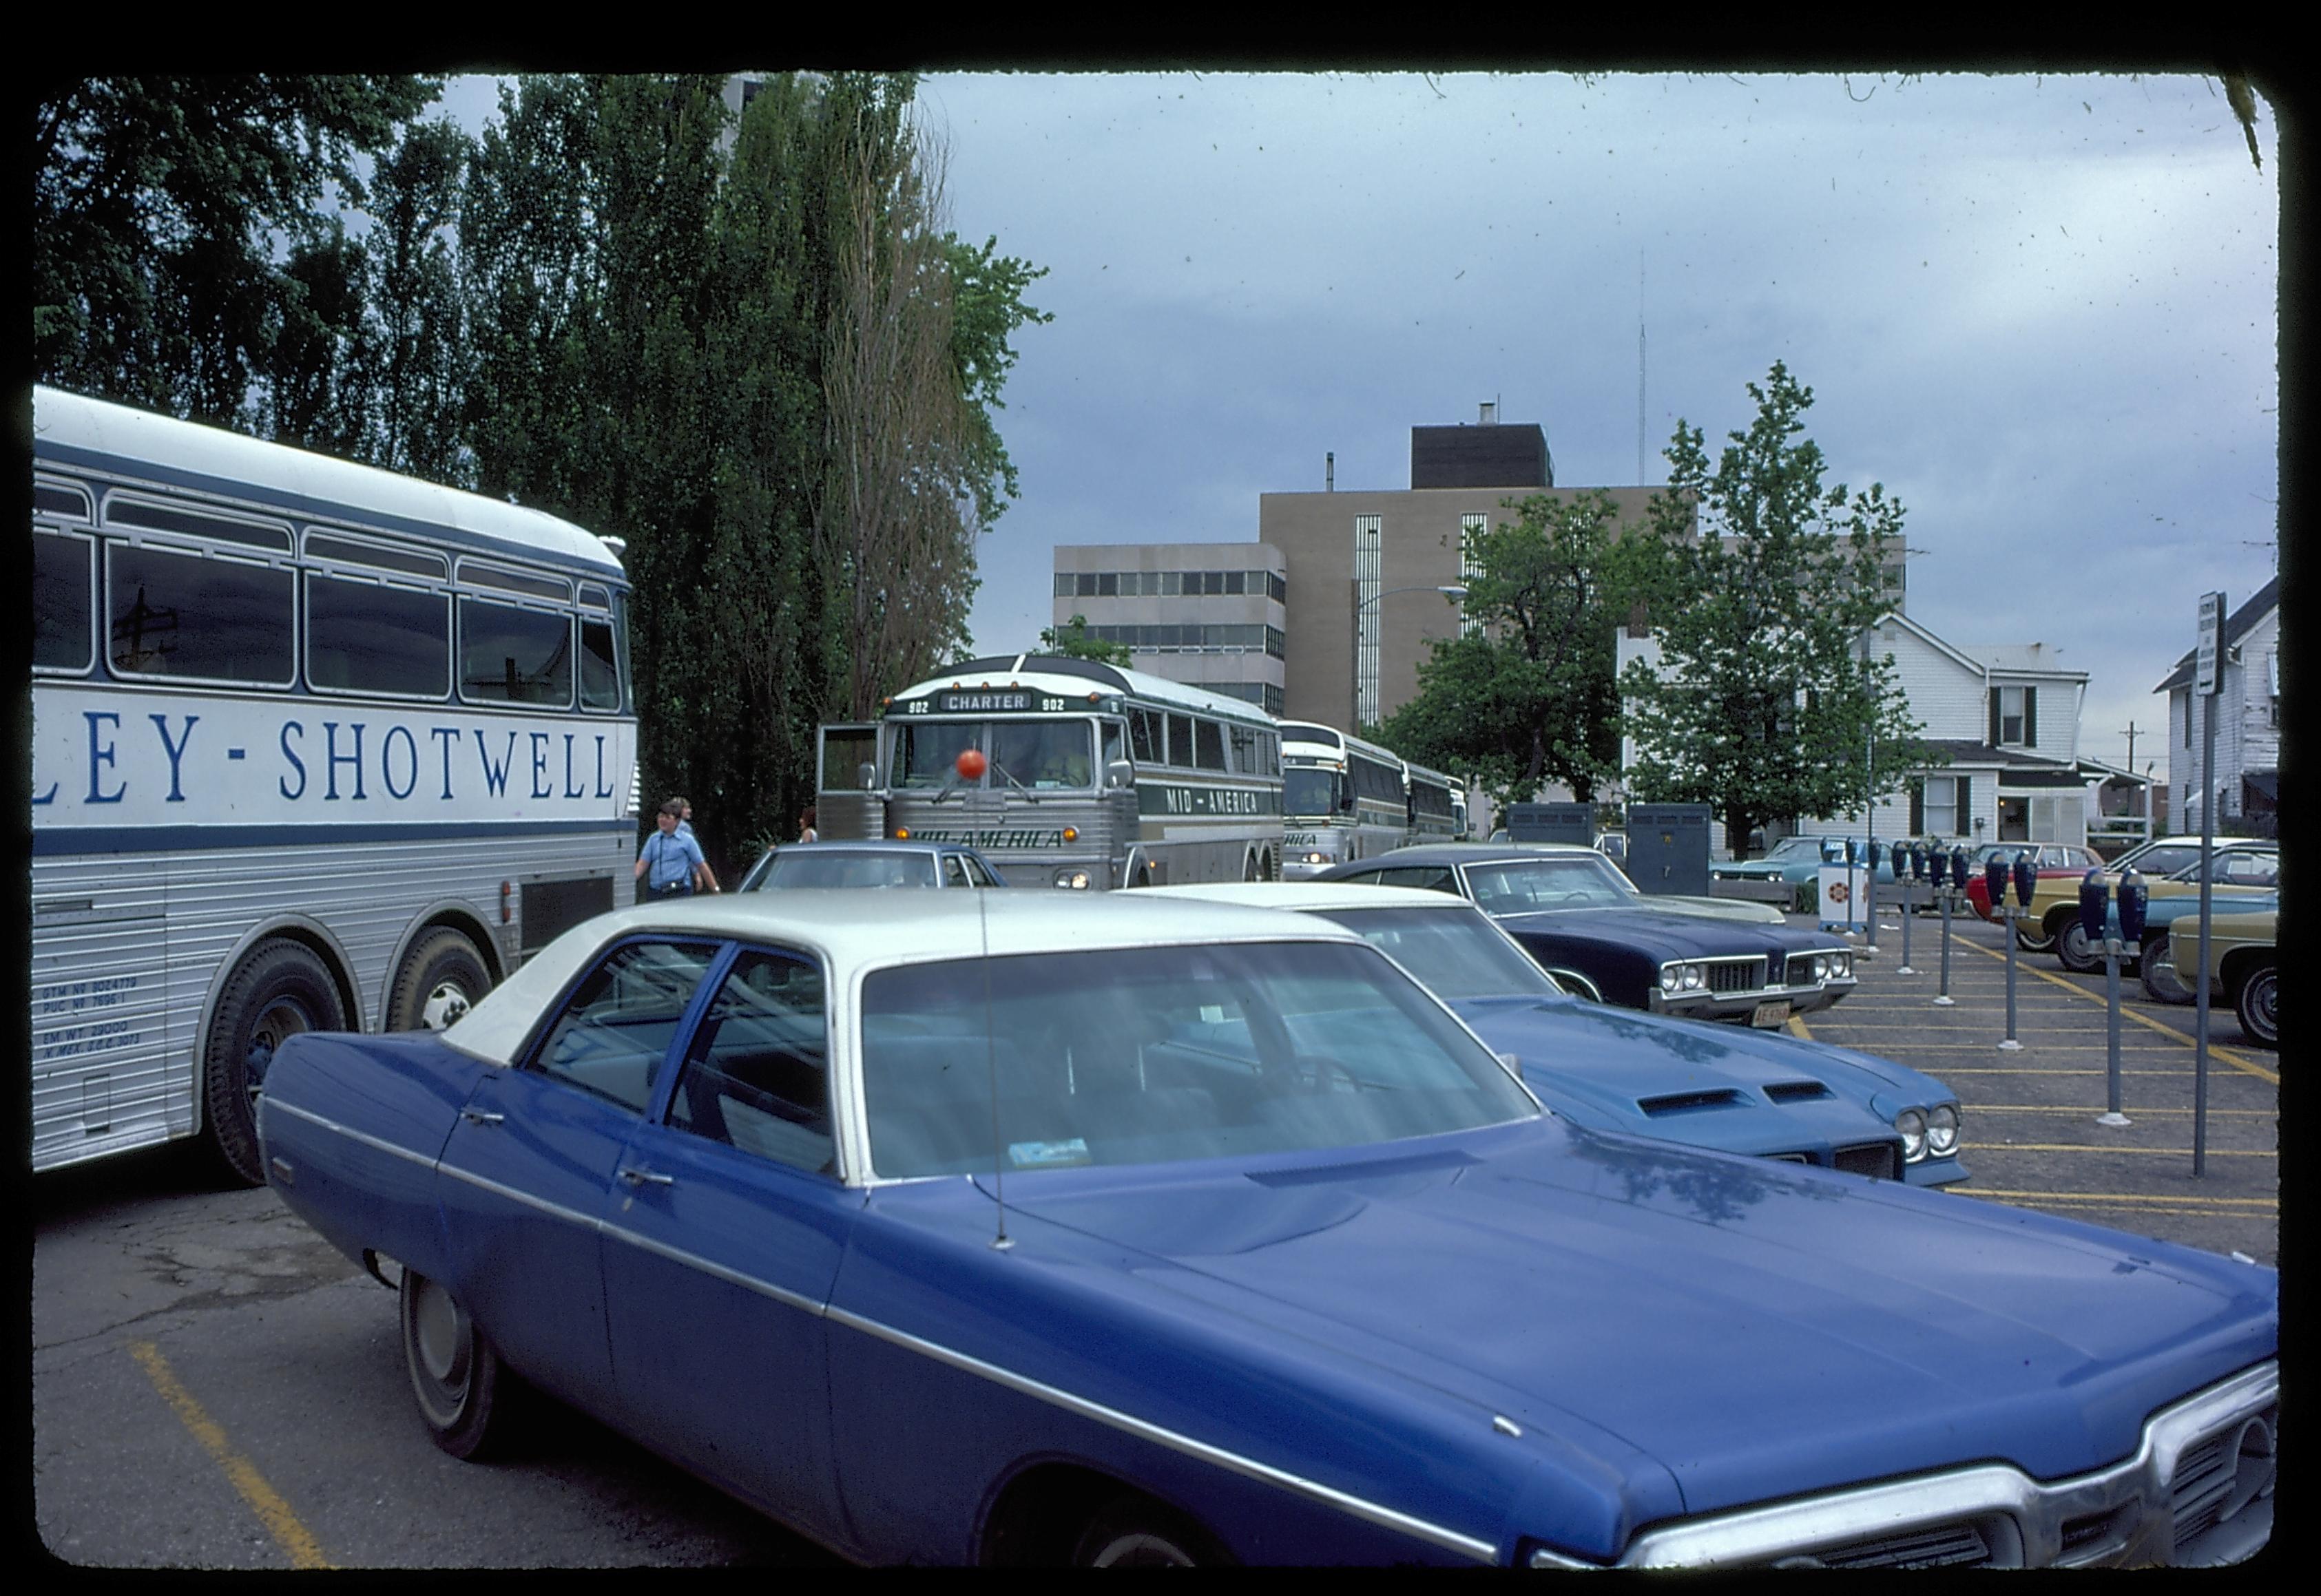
xmin=1503 ymin=802 xmax=1593 ymax=847
xmin=1624 ymin=804 xmax=1713 ymax=896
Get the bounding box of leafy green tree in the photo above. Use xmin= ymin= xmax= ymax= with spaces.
xmin=364 ymin=117 xmax=474 ymax=482
xmin=1039 ymin=615 xmax=1134 ymax=666
xmin=1375 ymin=491 xmax=1638 ymax=813
xmin=1619 ymin=362 xmax=1933 ymax=854
xmin=260 ymin=219 xmax=374 ymax=454
xmin=34 ymin=75 xmax=437 ymax=424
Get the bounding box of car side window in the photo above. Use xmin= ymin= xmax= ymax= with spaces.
xmin=1373 ymin=865 xmax=1459 ymax=894
xmin=667 ymin=949 xmax=834 ymax=1175
xmin=943 ymin=854 xmax=971 ymax=888
xmin=2219 ymin=852 xmax=2278 ymax=888
xmin=962 ymin=854 xmax=1000 ymax=888
xmin=531 ymin=940 xmax=721 ymax=1113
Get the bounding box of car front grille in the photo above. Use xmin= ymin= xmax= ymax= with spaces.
xmin=1809 ymin=1522 xmax=1992 ymax=1568
xmin=1833 ymin=1142 xmax=1900 ymax=1181
xmin=1705 ymin=958 xmax=1765 ymax=994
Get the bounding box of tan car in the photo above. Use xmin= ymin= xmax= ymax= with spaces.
xmin=2187 ymin=908 xmax=2277 ymax=1049
xmin=2034 ymin=839 xmax=2279 ymax=973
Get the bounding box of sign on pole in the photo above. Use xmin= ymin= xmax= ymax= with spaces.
xmin=2196 ymin=591 xmax=2225 ymax=696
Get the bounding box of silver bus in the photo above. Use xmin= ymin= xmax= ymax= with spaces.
xmin=30 ymin=386 xmax=638 ymax=1182
xmin=1278 ymin=722 xmax=1411 ymax=879
xmin=818 ymin=655 xmax=1283 ymax=890
xmin=1403 ymin=759 xmax=1462 ymax=844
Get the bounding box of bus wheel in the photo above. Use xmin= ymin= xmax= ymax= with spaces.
xmin=388 ymin=929 xmax=493 ymax=1032
xmin=204 ymin=940 xmax=346 ymax=1186
xmin=1242 ymin=849 xmax=1260 ymax=882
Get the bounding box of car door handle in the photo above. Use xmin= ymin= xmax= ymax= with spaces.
xmin=461 ymin=1108 xmax=505 ymax=1126
xmin=616 ymin=1165 xmax=674 ymax=1187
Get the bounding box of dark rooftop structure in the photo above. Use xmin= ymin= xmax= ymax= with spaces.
xmin=1411 ymin=404 xmax=1552 ymax=490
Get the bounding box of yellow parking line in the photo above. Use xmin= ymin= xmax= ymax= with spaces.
xmin=129 ymin=1341 xmax=333 ymax=1570
xmin=1786 ymin=1015 xmax=1813 ymax=1041
xmin=1966 ymin=1197 xmax=2278 ymax=1221
xmin=1964 ymin=1188 xmax=2276 ymax=1208
xmin=1970 ymin=1104 xmax=2278 ymax=1117
xmin=1945 ymin=938 xmax=2278 ymax=1085
xmin=1970 ymin=1143 xmax=2275 ymax=1157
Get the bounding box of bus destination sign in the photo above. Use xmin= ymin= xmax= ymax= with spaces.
xmin=896 ymin=691 xmax=1079 ymax=715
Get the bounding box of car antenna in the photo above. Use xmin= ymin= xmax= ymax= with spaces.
xmin=970 ymin=749 xmax=1014 ymax=1252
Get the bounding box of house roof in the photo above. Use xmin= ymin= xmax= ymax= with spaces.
xmin=2153 ymin=574 xmax=2279 ymax=693
xmin=1959 ymin=642 xmax=2088 ymax=682
xmin=1918 ymin=738 xmax=2088 ymax=777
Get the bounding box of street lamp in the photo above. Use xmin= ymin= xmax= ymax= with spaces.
xmin=1353 ymin=584 xmax=1468 ymax=726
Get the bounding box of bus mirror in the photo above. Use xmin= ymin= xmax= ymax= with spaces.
xmin=1105 ymin=758 xmax=1135 ymax=790
xmin=856 ymin=762 xmax=877 ymax=790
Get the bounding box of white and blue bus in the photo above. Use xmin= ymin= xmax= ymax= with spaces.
xmin=1402 ymin=759 xmax=1462 ymax=844
xmin=30 ymin=386 xmax=638 ymax=1181
xmin=818 ymin=655 xmax=1283 ymax=890
xmin=1277 ymin=722 xmax=1411 ymax=879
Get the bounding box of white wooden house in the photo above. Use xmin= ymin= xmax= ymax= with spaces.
xmin=2154 ymin=576 xmax=2279 ymax=838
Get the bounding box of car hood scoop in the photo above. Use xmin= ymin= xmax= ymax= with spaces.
xmin=1001 ymin=1123 xmax=2273 ymax=1515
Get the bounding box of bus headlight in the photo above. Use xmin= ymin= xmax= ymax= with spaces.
xmin=1053 ymin=868 xmax=1091 ymax=890
xmin=1927 ymin=1104 xmax=1961 ymax=1155
xmin=1895 ymin=1108 xmax=1928 ymax=1162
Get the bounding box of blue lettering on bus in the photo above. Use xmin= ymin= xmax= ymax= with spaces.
xmin=34 ymin=775 xmax=58 ymax=805
xmin=562 ymin=734 xmax=587 ymax=799
xmin=594 ymin=734 xmax=614 ymax=799
xmin=382 ymin=726 xmax=419 ymax=800
xmin=279 ymin=722 xmax=307 ymax=799
xmin=149 ymin=713 xmax=198 ymax=802
xmin=323 ymin=722 xmax=367 ymax=801
xmin=431 ymin=728 xmax=461 ymax=799
xmin=85 ymin=713 xmax=125 ymax=804
xmin=530 ymin=732 xmax=554 ymax=799
xmin=475 ymin=730 xmax=517 ymax=797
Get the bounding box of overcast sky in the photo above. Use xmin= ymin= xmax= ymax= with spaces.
xmin=446 ymin=72 xmax=2279 ymax=786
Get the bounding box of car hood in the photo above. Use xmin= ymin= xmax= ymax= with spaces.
xmin=1495 ymin=906 xmax=1826 ymax=958
xmin=992 ymin=1121 xmax=2274 ymax=1520
xmin=1634 ymin=894 xmax=1787 ymax=925
xmin=1452 ymin=995 xmax=1951 ymax=1120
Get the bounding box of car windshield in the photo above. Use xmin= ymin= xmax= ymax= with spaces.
xmin=859 ymin=940 xmax=1537 ymax=1177
xmin=1463 ymin=855 xmax=1638 ymax=912
xmin=758 ymin=851 xmax=940 ymax=889
xmin=1765 ymin=838 xmax=1826 ymax=861
xmin=2118 ymin=844 xmax=2203 ymax=877
xmin=2166 ymin=852 xmax=2280 ymax=888
xmin=1304 ymin=906 xmax=1563 ymax=1001
xmin=1282 ymin=766 xmax=1341 ymax=818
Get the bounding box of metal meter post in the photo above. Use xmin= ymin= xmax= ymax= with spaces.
xmin=1861 ymin=839 xmax=1882 ymax=956
xmin=1896 ymin=843 xmax=1925 ymax=976
xmin=2082 ymin=872 xmax=2131 ymax=1128
xmin=1930 ymin=846 xmax=1957 ymax=1005
xmin=1988 ymin=854 xmax=2021 ymax=1050
xmin=2192 ymin=590 xmax=2224 ymax=1180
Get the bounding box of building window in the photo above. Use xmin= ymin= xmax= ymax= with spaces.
xmin=1990 ymin=684 xmax=2037 ymax=748
xmin=1919 ymin=774 xmax=1962 ymax=839
xmin=1354 ymin=514 xmax=1383 ymax=724
xmin=1459 ymin=514 xmax=1486 ymax=638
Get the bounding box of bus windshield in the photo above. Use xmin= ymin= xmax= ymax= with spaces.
xmin=891 ymin=720 xmax=1093 ymax=790
xmin=1282 ymin=767 xmax=1341 ymax=818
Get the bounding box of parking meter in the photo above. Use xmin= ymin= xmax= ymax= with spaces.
xmin=2117 ymin=871 xmax=2148 ymax=943
xmin=2012 ymin=850 xmax=2038 ymax=908
xmin=1984 ymin=854 xmax=2008 ymax=905
xmin=1928 ymin=847 xmax=1948 ymax=888
xmin=2078 ymin=871 xmax=2109 ymax=943
xmin=1950 ymin=846 xmax=1970 ymax=890
xmin=1910 ymin=843 xmax=1928 ymax=881
xmin=1866 ymin=839 xmax=1883 ymax=873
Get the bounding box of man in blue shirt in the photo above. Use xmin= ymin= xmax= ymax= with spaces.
xmin=635 ymin=798 xmax=717 ymax=898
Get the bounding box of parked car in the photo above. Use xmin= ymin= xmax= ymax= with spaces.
xmin=2136 ymin=887 xmax=2282 ymax=1007
xmin=1709 ymin=834 xmax=1907 ymax=914
xmin=2043 ymin=839 xmax=2280 ymax=974
xmin=736 ymin=839 xmax=1008 ymax=892
xmin=255 ymin=890 xmax=2275 ymax=1568
xmin=1960 ymin=843 xmax=2107 ymax=950
xmin=2198 ymin=907 xmax=2278 ymax=1049
xmin=1315 ymin=845 xmax=1855 ymax=1026
xmin=1148 ymin=881 xmax=1966 ymax=1185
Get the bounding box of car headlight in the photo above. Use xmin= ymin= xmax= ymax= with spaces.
xmin=1811 ymin=954 xmax=1831 ymax=980
xmin=1684 ymin=963 xmax=1705 ymax=990
xmin=1831 ymin=952 xmax=1851 ymax=979
xmin=1895 ymin=1107 xmax=1928 ymax=1162
xmin=1052 ymin=868 xmax=1091 ymax=890
xmin=1927 ymin=1104 xmax=1960 ymax=1155
xmin=1660 ymin=963 xmax=1682 ymax=993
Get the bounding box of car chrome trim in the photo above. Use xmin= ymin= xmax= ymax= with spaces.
xmin=265 ymin=1097 xmax=441 ymax=1172
xmin=1594 ymin=1361 xmax=2278 ymax=1568
xmin=435 ymin=1157 xmax=609 ymax=1231
xmin=822 ymin=1301 xmax=1501 ymax=1564
xmin=596 ymin=1218 xmax=831 ymax=1317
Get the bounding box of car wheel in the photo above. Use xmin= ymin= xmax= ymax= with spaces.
xmin=2054 ymin=919 xmax=2103 ymax=975
xmin=399 ymin=1268 xmax=514 ymax=1460
xmin=203 ymin=940 xmax=346 ymax=1186
xmin=1072 ymin=1493 xmax=1227 ymax=1567
xmin=387 ymin=928 xmax=493 ymax=1031
xmin=2015 ymin=919 xmax=2056 ymax=953
xmin=2140 ymin=932 xmax=2195 ymax=1005
xmin=2235 ymin=963 xmax=2278 ymax=1049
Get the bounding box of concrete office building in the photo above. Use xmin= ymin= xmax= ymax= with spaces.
xmin=1051 ymin=543 xmax=1289 ymax=715
xmin=1261 ymin=409 xmax=1658 ymax=731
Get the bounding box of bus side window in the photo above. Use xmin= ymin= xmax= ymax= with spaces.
xmin=1130 ymin=710 xmax=1160 ymax=764
xmin=1166 ymin=713 xmax=1194 ymax=769
xmin=1101 ymin=720 xmax=1126 ymax=774
xmin=1194 ymin=718 xmax=1226 ymax=771
xmin=32 ymin=529 xmax=94 ymax=673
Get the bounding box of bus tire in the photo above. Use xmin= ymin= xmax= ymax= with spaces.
xmin=388 ymin=928 xmax=493 ymax=1032
xmin=204 ymin=939 xmax=347 ymax=1186
xmin=1242 ymin=849 xmax=1260 ymax=882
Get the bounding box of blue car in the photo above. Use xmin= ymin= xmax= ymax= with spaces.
xmin=256 ymin=891 xmax=2274 ymax=1567
xmin=1152 ymin=882 xmax=1965 ymax=1185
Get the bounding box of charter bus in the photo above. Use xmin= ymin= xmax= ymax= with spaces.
xmin=816 ymin=655 xmax=1282 ymax=890
xmin=1403 ymin=759 xmax=1462 ymax=844
xmin=30 ymin=386 xmax=638 ymax=1182
xmin=1277 ymin=722 xmax=1411 ymax=879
